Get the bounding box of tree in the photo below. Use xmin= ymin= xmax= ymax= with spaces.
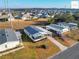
xmin=48 ymin=17 xmax=55 ymax=24
xmin=48 ymin=13 xmax=75 ymax=24
xmin=54 ymin=13 xmax=75 ymax=23
xmin=64 ymin=13 xmax=75 ymax=22
xmin=74 ymin=13 xmax=79 ymax=21
xmin=54 ymin=14 xmax=65 ymax=22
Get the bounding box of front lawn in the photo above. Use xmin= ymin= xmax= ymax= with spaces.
xmin=0 ymin=34 xmax=60 ymax=59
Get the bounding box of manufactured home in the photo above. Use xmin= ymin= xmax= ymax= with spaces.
xmin=24 ymin=26 xmax=52 ymax=42
xmin=0 ymin=29 xmax=20 ymax=52
xmin=68 ymin=22 xmax=78 ymax=30
xmin=46 ymin=24 xmax=69 ymax=35
xmin=57 ymin=22 xmax=78 ymax=30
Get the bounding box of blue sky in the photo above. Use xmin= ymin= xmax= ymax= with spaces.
xmin=0 ymin=0 xmax=71 ymax=8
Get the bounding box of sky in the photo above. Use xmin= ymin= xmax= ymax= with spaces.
xmin=0 ymin=0 xmax=72 ymax=8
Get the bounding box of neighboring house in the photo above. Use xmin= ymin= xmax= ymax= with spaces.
xmin=0 ymin=15 xmax=8 ymax=21
xmin=0 ymin=13 xmax=15 ymax=22
xmin=57 ymin=22 xmax=78 ymax=30
xmin=0 ymin=12 xmax=2 ymax=16
xmin=14 ymin=15 xmax=22 ymax=19
xmin=68 ymin=22 xmax=78 ymax=30
xmin=0 ymin=29 xmax=20 ymax=52
xmin=37 ymin=13 xmax=48 ymax=18
xmin=8 ymin=13 xmax=15 ymax=21
xmin=57 ymin=22 xmax=70 ymax=29
xmin=46 ymin=24 xmax=69 ymax=35
xmin=22 ymin=13 xmax=32 ymax=20
xmin=24 ymin=26 xmax=52 ymax=42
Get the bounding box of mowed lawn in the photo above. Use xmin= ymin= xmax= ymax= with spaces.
xmin=0 ymin=38 xmax=60 ymax=59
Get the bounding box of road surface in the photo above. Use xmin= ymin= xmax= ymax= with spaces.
xmin=50 ymin=43 xmax=79 ymax=59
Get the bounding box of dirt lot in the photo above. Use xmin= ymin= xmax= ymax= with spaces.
xmin=65 ymin=29 xmax=79 ymax=41
xmin=0 ymin=18 xmax=48 ymax=30
xmin=0 ymin=20 xmax=35 ymax=29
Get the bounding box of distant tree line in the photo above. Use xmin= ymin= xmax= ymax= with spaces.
xmin=48 ymin=12 xmax=79 ymax=26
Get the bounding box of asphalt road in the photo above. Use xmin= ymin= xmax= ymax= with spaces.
xmin=50 ymin=43 xmax=79 ymax=59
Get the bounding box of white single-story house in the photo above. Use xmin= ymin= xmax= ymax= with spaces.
xmin=46 ymin=24 xmax=69 ymax=34
xmin=0 ymin=29 xmax=20 ymax=52
xmin=22 ymin=13 xmax=32 ymax=20
xmin=68 ymin=22 xmax=78 ymax=30
xmin=57 ymin=22 xmax=78 ymax=30
xmin=8 ymin=13 xmax=15 ymax=21
xmin=57 ymin=22 xmax=69 ymax=28
xmin=24 ymin=26 xmax=52 ymax=42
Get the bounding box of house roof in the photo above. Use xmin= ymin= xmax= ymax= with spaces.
xmin=25 ymin=26 xmax=39 ymax=35
xmin=68 ymin=23 xmax=77 ymax=26
xmin=50 ymin=24 xmax=64 ymax=30
xmin=0 ymin=15 xmax=8 ymax=19
xmin=58 ymin=22 xmax=78 ymax=27
xmin=0 ymin=29 xmax=18 ymax=45
xmin=57 ymin=22 xmax=69 ymax=27
xmin=6 ymin=29 xmax=19 ymax=41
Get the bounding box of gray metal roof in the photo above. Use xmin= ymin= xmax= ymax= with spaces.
xmin=50 ymin=24 xmax=64 ymax=30
xmin=5 ymin=29 xmax=19 ymax=41
xmin=0 ymin=29 xmax=19 ymax=45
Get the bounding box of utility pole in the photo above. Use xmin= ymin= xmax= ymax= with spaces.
xmin=6 ymin=0 xmax=14 ymax=30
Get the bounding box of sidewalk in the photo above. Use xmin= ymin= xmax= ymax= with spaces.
xmin=47 ymin=36 xmax=68 ymax=51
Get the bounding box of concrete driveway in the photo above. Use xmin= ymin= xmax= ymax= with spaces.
xmin=47 ymin=36 xmax=68 ymax=51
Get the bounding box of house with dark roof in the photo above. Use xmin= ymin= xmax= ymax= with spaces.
xmin=24 ymin=26 xmax=52 ymax=42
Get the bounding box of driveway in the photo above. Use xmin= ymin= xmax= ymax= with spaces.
xmin=47 ymin=36 xmax=68 ymax=51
